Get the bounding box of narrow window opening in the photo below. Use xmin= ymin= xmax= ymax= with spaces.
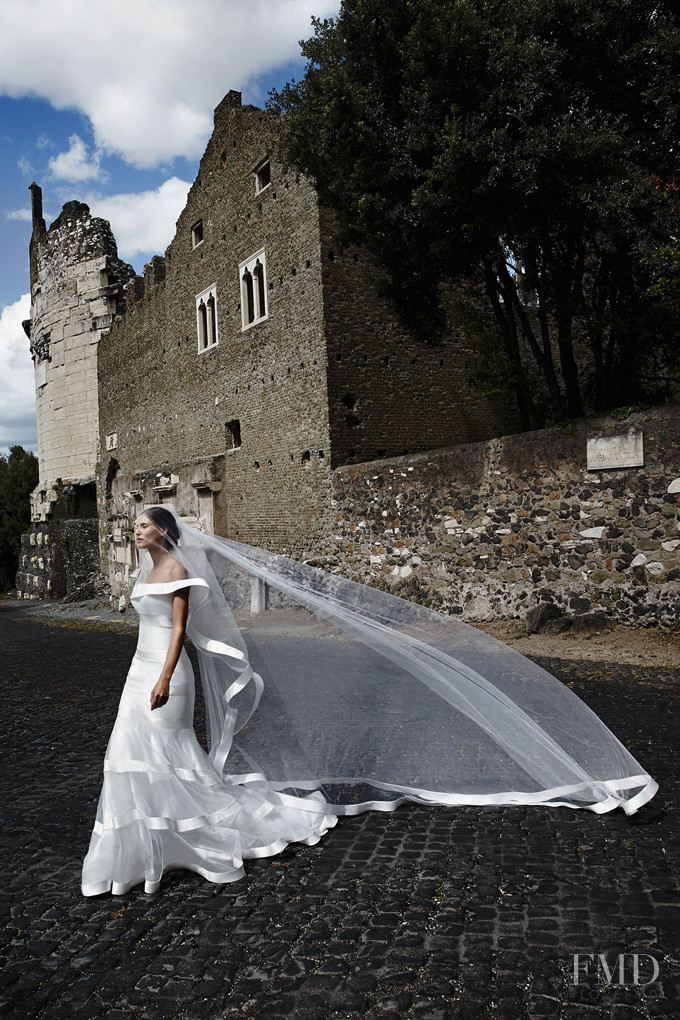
xmin=254 ymin=158 xmax=271 ymax=193
xmin=206 ymin=293 xmax=216 ymax=346
xmin=302 ymin=450 xmax=311 ymax=463
xmin=191 ymin=220 xmax=203 ymax=248
xmin=253 ymin=260 xmax=266 ymax=318
xmin=226 ymin=420 xmax=241 ymax=450
xmin=197 ymin=300 xmax=207 ymax=349
xmin=242 ymin=269 xmax=254 ymax=324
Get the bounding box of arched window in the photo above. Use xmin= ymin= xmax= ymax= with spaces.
xmin=206 ymin=293 xmax=216 ymax=346
xmin=253 ymin=261 xmax=266 ymax=319
xmin=197 ymin=300 xmax=207 ymax=349
xmin=241 ymin=269 xmax=255 ymax=325
xmin=239 ymin=250 xmax=268 ymax=329
xmin=195 ymin=285 xmax=218 ymax=351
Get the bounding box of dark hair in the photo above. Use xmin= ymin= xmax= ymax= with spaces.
xmin=144 ymin=506 xmax=180 ymax=549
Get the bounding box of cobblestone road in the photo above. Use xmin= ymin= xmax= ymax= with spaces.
xmin=1 ymin=604 xmax=678 ymax=1020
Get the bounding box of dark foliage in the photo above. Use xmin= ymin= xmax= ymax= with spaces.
xmin=270 ymin=0 xmax=680 ymax=426
xmin=0 ymin=446 xmax=38 ymax=592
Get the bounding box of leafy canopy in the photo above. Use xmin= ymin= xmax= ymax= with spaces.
xmin=270 ymin=0 xmax=680 ymax=425
xmin=0 ymin=446 xmax=38 ymax=592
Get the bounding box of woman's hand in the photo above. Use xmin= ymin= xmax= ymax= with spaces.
xmin=150 ymin=676 xmax=170 ymax=710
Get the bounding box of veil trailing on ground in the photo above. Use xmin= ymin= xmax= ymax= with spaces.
xmin=135 ymin=508 xmax=657 ymax=817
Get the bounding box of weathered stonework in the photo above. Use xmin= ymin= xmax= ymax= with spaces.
xmin=14 ymin=480 xmax=100 ymax=599
xmin=20 ymin=92 xmax=680 ymax=634
xmin=324 ymin=406 xmax=680 ymax=629
xmin=95 ymin=92 xmax=508 ymax=600
xmin=15 ymin=518 xmax=100 ymax=600
xmin=18 ymin=184 xmax=135 ymax=598
xmin=25 ymin=185 xmax=134 ymax=503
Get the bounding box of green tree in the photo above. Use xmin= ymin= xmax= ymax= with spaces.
xmin=270 ymin=0 xmax=680 ymax=426
xmin=0 ymin=446 xmax=39 ymax=592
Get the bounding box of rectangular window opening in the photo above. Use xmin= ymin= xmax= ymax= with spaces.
xmin=226 ymin=419 xmax=241 ymax=450
xmin=191 ymin=220 xmax=204 ymax=248
xmin=254 ymin=158 xmax=271 ymax=194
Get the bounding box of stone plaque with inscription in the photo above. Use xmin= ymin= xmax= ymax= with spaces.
xmin=586 ymin=432 xmax=644 ymax=471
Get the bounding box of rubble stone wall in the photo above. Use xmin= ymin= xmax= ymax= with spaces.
xmin=326 ymin=406 xmax=680 ymax=629
xmin=15 ymin=518 xmax=100 ymax=600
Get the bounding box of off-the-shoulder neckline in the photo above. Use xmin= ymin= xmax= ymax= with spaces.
xmin=134 ymin=577 xmax=209 ymax=589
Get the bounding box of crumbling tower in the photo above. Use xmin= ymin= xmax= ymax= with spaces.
xmin=15 ymin=184 xmax=134 ymax=598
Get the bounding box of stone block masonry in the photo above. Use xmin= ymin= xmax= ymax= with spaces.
xmin=95 ymin=91 xmax=509 ymax=599
xmin=26 ymin=189 xmax=134 ymax=501
xmin=326 ymin=405 xmax=680 ymax=629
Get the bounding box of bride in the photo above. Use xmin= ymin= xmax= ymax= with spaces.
xmin=81 ymin=506 xmax=657 ymax=896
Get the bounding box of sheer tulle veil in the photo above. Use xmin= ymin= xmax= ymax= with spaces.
xmin=135 ymin=507 xmax=657 ymax=817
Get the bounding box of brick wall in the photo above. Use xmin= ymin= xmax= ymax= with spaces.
xmin=320 ymin=210 xmax=513 ymax=467
xmin=96 ymin=92 xmax=515 ymax=600
xmin=324 ymin=406 xmax=680 ymax=629
xmin=97 ymin=94 xmax=335 ymax=593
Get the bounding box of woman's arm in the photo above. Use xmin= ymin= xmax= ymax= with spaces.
xmin=150 ymin=588 xmax=190 ymax=709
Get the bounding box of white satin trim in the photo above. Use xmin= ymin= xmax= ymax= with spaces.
xmin=92 ymin=798 xmax=241 ymax=835
xmin=224 ymin=773 xmax=659 ymax=816
xmin=132 ymin=577 xmax=210 ymax=595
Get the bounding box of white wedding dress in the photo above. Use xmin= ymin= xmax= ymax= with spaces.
xmin=81 ymin=579 xmax=336 ymax=896
xmin=82 ymin=518 xmax=658 ymax=897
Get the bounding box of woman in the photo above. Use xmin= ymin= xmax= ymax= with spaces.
xmin=82 ymin=506 xmax=657 ymax=896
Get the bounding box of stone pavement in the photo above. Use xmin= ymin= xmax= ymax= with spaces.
xmin=1 ymin=603 xmax=678 ymax=1020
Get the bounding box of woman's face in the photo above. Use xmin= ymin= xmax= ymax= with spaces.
xmin=135 ymin=513 xmax=166 ymax=550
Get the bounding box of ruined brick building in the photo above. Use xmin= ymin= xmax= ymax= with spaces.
xmin=16 ymin=91 xmax=508 ymax=601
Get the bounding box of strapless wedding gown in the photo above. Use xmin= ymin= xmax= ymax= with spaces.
xmin=81 ymin=579 xmax=336 ymax=896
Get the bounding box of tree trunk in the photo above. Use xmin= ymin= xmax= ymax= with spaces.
xmin=483 ymin=260 xmax=541 ymax=429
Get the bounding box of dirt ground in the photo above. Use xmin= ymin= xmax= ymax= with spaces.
xmin=6 ymin=593 xmax=680 ymax=667
xmin=477 ymin=619 xmax=680 ymax=667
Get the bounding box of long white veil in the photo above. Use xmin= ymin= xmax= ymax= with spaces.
xmin=135 ymin=508 xmax=657 ymax=817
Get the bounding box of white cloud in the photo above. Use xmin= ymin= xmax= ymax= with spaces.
xmin=18 ymin=155 xmax=32 ymax=175
xmin=36 ymin=133 xmax=52 ymax=150
xmin=0 ymin=293 xmax=37 ymax=451
xmin=6 ymin=209 xmax=32 ymax=222
xmin=48 ymin=133 xmax=103 ymax=182
xmin=0 ymin=0 xmax=339 ymax=169
xmin=85 ymin=177 xmax=191 ymax=260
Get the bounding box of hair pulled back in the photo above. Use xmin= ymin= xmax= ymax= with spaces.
xmin=144 ymin=506 xmax=180 ymax=549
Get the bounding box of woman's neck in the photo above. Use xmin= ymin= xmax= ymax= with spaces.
xmin=148 ymin=547 xmax=174 ymax=571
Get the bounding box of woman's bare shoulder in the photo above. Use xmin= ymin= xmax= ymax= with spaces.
xmin=165 ymin=560 xmax=188 ymax=583
xmin=145 ymin=558 xmax=189 ymax=585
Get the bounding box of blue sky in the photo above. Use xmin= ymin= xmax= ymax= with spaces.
xmin=0 ymin=0 xmax=339 ymax=454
